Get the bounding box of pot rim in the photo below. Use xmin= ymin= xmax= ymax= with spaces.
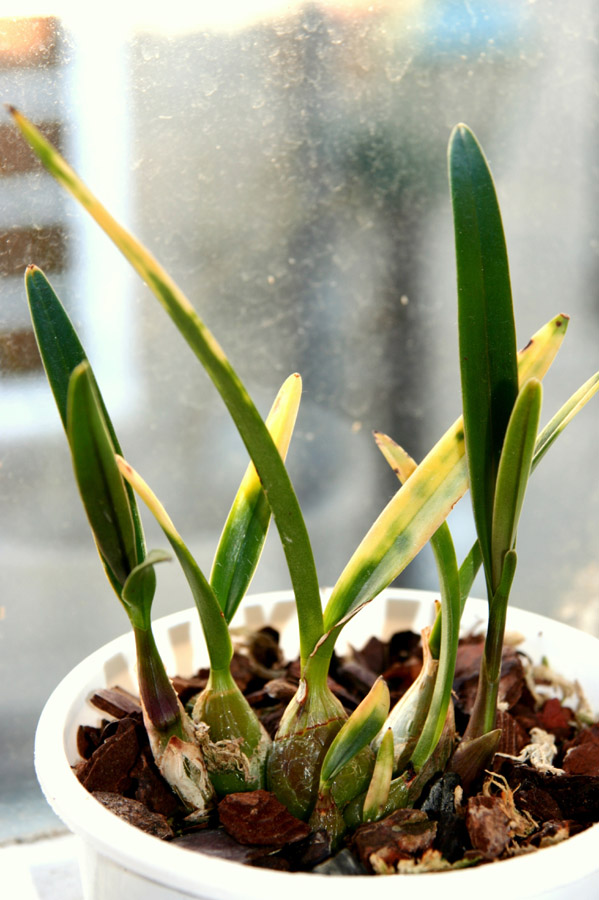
xmin=35 ymin=588 xmax=599 ymax=899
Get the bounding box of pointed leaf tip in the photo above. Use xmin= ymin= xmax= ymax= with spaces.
xmin=453 ymin=122 xmax=469 ymax=136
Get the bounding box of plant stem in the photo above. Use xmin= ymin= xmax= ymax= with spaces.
xmin=134 ymin=626 xmax=183 ymax=736
xmin=410 ymin=525 xmax=460 ymax=769
xmin=463 ymin=550 xmax=516 ymax=737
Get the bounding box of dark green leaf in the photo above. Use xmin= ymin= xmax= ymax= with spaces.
xmin=25 ymin=266 xmax=87 ymax=429
xmin=25 ymin=265 xmax=147 ymax=569
xmin=450 ymin=124 xmax=519 ymax=586
xmin=67 ymin=363 xmax=138 ymax=587
xmin=457 ymin=541 xmax=483 ymax=607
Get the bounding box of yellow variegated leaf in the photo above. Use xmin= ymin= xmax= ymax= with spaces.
xmin=211 ymin=373 xmax=302 ymax=622
xmin=10 ymin=106 xmax=323 ymax=662
xmin=363 ymin=728 xmax=394 ymax=823
xmin=320 ymin=677 xmax=389 ymax=787
xmin=374 ymin=432 xmax=417 ymax=483
xmin=323 ymin=314 xmax=568 ymax=633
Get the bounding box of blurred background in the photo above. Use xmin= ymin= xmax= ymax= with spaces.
xmin=0 ymin=0 xmax=597 ymax=841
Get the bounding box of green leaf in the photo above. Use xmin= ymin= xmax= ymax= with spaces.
xmin=411 ymin=524 xmax=460 ymax=771
xmin=324 ymin=423 xmax=466 ymax=634
xmin=434 ymin=370 xmax=598 ymax=632
xmin=450 ymin=124 xmax=519 ymax=587
xmin=429 ymin=540 xmax=483 ymax=658
xmin=122 ymin=550 xmax=171 ymax=630
xmin=362 ymin=729 xmax=394 ymax=823
xmin=491 ymin=379 xmax=542 ymax=588
xmin=11 ymin=107 xmax=322 ymax=666
xmin=493 ymin=547 xmax=518 ymax=612
xmin=322 ymin=313 xmax=567 ymax=635
xmin=533 ymin=371 xmax=599 ymax=470
xmin=67 ymin=363 xmax=139 ymax=588
xmin=457 ymin=541 xmax=483 ymax=607
xmin=376 ymin=635 xmax=437 ymax=774
xmin=116 ymin=456 xmax=233 ymax=672
xmin=211 ymin=373 xmax=302 ymax=622
xmin=319 ymin=677 xmax=389 ymax=787
xmin=372 ymin=426 xmax=460 ymax=773
xmin=25 ymin=265 xmax=147 ymax=573
xmin=25 ymin=265 xmax=87 ymax=429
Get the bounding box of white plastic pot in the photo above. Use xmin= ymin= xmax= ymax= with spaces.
xmin=35 ymin=588 xmax=599 ymax=900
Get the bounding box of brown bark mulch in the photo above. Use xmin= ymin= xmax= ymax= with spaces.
xmin=72 ymin=626 xmax=599 ymax=874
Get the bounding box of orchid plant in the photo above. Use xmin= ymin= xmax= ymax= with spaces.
xmin=12 ymin=106 xmax=598 ymax=852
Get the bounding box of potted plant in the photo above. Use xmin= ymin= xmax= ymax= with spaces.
xmin=34 ymin=592 xmax=599 ymax=899
xmin=9 ymin=108 xmax=599 ymax=896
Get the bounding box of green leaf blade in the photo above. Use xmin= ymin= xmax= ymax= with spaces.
xmin=117 ymin=456 xmax=233 ymax=672
xmin=26 ymin=265 xmax=148 ymax=571
xmin=373 ymin=430 xmax=462 ymax=670
xmin=533 ymin=371 xmax=599 ymax=470
xmin=491 ymin=379 xmax=542 ymax=587
xmin=67 ymin=363 xmax=139 ymax=587
xmin=411 ymin=525 xmax=460 ymax=770
xmin=320 ymin=677 xmax=389 ymax=787
xmin=450 ymin=124 xmax=519 ymax=584
xmin=211 ymin=373 xmax=302 ymax=622
xmin=324 ymin=431 xmax=467 ymax=632
xmin=440 ymin=368 xmax=597 ymax=627
xmin=25 ymin=266 xmax=87 ymax=429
